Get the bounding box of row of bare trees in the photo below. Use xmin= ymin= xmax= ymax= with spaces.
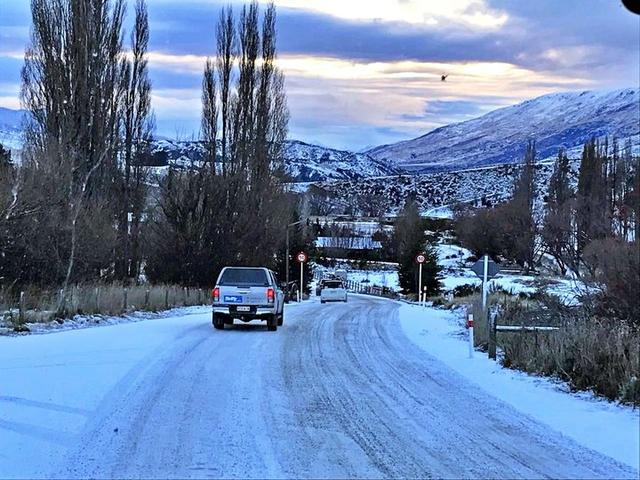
xmin=0 ymin=0 xmax=306 ymax=302
xmin=143 ymin=1 xmax=307 ymax=286
xmin=0 ymin=0 xmax=153 ymax=304
xmin=455 ymin=138 xmax=639 ymax=322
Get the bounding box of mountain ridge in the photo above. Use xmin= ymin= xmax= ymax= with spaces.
xmin=1 ymin=87 xmax=638 ymax=180
xmin=367 ymin=87 xmax=639 ymax=173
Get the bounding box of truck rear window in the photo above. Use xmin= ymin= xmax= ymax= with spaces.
xmin=219 ymin=268 xmax=269 ymax=286
xmin=324 ymin=281 xmax=343 ymax=288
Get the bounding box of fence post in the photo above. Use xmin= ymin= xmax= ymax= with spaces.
xmin=123 ymin=287 xmax=128 ymax=313
xmin=145 ymin=288 xmax=150 ymax=310
xmin=467 ymin=311 xmax=474 ymax=358
xmin=183 ymin=287 xmax=187 ymax=306
xmin=165 ymin=288 xmax=169 ymax=310
xmin=19 ymin=291 xmax=25 ymax=324
xmin=488 ymin=309 xmax=497 ymax=360
xmin=95 ymin=287 xmax=100 ymax=313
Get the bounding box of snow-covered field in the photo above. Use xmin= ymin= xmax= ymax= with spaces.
xmin=437 ymin=243 xmax=584 ymax=303
xmin=0 ymin=296 xmax=636 ymax=478
xmin=399 ymin=303 xmax=640 ymax=471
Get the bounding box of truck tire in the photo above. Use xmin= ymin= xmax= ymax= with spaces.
xmin=277 ymin=311 xmax=284 ymax=326
xmin=267 ymin=315 xmax=277 ymax=331
xmin=212 ymin=313 xmax=224 ymax=330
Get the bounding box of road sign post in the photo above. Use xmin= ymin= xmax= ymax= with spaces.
xmin=415 ymin=253 xmax=426 ymax=303
xmin=471 ymin=255 xmax=500 ymax=358
xmin=296 ymin=252 xmax=308 ymax=302
xmin=471 ymin=255 xmax=500 ymax=311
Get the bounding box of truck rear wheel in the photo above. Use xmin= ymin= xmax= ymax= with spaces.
xmin=277 ymin=311 xmax=284 ymax=326
xmin=212 ymin=313 xmax=224 ymax=330
xmin=267 ymin=315 xmax=277 ymax=331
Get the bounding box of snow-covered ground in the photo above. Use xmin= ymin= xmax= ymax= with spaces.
xmin=398 ymin=303 xmax=640 ymax=470
xmin=316 ymin=262 xmax=400 ymax=291
xmin=0 ymin=297 xmax=636 ymax=478
xmin=0 ymin=305 xmax=207 ymax=336
xmin=0 ymin=306 xmax=211 ymax=477
xmin=437 ymin=243 xmax=584 ymax=304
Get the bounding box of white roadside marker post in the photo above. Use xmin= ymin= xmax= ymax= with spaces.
xmin=467 ymin=312 xmax=474 ymax=358
xmin=481 ymin=254 xmax=489 ymax=311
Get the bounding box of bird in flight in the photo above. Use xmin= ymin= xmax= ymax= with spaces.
xmin=441 ymin=74 xmax=448 ymax=82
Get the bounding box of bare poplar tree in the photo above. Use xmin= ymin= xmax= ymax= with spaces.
xmin=201 ymin=58 xmax=218 ymax=169
xmin=216 ymin=5 xmax=236 ymax=177
xmin=21 ymin=0 xmax=126 ymax=309
xmin=119 ymin=0 xmax=153 ymax=281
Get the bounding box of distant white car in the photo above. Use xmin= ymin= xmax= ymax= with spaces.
xmin=320 ymin=280 xmax=348 ymax=303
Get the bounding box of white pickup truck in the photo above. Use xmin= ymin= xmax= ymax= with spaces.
xmin=211 ymin=267 xmax=285 ymax=331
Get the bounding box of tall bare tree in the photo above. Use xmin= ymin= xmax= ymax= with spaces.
xmin=21 ymin=0 xmax=126 ymax=308
xmin=119 ymin=0 xmax=153 ymax=281
xmin=216 ymin=5 xmax=235 ymax=177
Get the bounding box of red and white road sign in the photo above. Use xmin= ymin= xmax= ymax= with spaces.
xmin=296 ymin=252 xmax=308 ymax=263
xmin=415 ymin=253 xmax=426 ymax=264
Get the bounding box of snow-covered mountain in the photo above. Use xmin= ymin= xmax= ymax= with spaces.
xmin=368 ymin=88 xmax=640 ymax=173
xmin=281 ymin=140 xmax=398 ymax=181
xmin=0 ymin=107 xmax=26 ymax=150
xmin=149 ymin=139 xmax=399 ymax=182
xmin=0 ymin=116 xmax=396 ymax=181
xmin=1 ymin=88 xmax=637 ymax=180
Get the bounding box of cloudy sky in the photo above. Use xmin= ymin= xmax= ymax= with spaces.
xmin=0 ymin=0 xmax=638 ymax=149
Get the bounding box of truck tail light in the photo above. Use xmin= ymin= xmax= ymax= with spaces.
xmin=267 ymin=287 xmax=275 ymax=303
xmin=212 ymin=287 xmax=220 ymax=302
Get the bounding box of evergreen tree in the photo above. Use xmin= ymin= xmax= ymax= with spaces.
xmin=503 ymin=140 xmax=537 ymax=271
xmin=392 ymin=199 xmax=441 ymax=296
xmin=542 ymin=148 xmax=574 ymax=274
xmin=576 ymin=138 xmax=610 ymax=259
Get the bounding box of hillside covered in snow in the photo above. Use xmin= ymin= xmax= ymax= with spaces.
xmin=316 ymin=159 xmax=580 ymax=216
xmin=0 ymin=107 xmax=26 ymax=151
xmin=149 ymin=138 xmax=399 ymax=182
xmin=368 ymin=88 xmax=639 ymax=173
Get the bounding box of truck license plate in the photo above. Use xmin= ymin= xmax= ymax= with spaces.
xmin=237 ymin=306 xmax=251 ymax=312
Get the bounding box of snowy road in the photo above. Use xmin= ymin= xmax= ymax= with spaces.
xmin=1 ymin=296 xmax=636 ymax=479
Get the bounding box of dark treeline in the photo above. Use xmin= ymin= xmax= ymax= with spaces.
xmin=0 ymin=0 xmax=309 ymax=304
xmin=455 ymin=138 xmax=639 ymax=323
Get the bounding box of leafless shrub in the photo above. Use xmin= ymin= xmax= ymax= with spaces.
xmin=496 ymin=295 xmax=639 ymax=405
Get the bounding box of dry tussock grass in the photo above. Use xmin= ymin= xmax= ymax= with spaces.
xmin=1 ymin=284 xmax=209 ymax=327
